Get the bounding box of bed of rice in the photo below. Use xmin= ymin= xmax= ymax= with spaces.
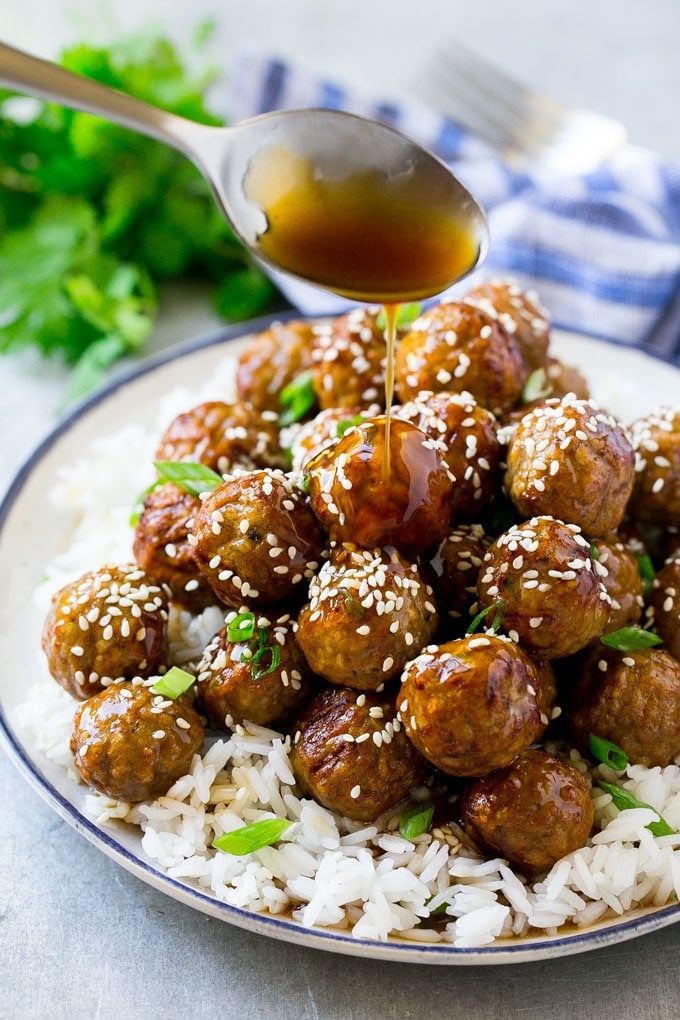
xmin=15 ymin=354 xmax=680 ymax=949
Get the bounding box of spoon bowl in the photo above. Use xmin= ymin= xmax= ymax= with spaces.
xmin=0 ymin=42 xmax=489 ymax=302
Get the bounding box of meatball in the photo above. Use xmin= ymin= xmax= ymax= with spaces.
xmin=396 ymin=391 xmax=502 ymax=521
xmin=310 ymin=306 xmax=386 ymax=410
xmin=398 ymin=634 xmax=543 ymax=777
xmin=394 ymin=301 xmax=527 ymax=415
xmin=70 ymin=681 xmax=204 ymax=802
xmin=132 ymin=482 xmax=214 ymax=609
xmin=155 ymin=400 xmax=282 ymax=474
xmin=628 ymin=407 xmax=680 ymax=527
xmin=504 ymin=396 xmax=635 ymax=537
xmin=296 ymin=544 xmax=438 ymax=690
xmin=305 ymin=416 xmax=453 ymax=554
xmin=235 ymin=318 xmax=316 ymax=412
xmin=591 ymin=535 xmax=644 ymax=634
xmin=196 ymin=610 xmax=315 ymax=729
xmin=291 ymin=686 xmax=428 ymax=822
xmin=287 ymin=405 xmax=377 ymax=473
xmin=476 ymin=516 xmax=610 ymax=659
xmin=566 ymin=645 xmax=680 ymax=767
xmin=190 ymin=469 xmax=324 ymax=606
xmin=42 ymin=564 xmax=169 ymax=700
xmin=458 ymin=749 xmax=594 ymax=875
xmin=645 ymin=557 xmax=680 ymax=660
xmin=543 ymin=357 xmax=590 ymax=401
xmin=464 ymin=277 xmax=550 ymax=373
xmin=427 ymin=523 xmax=488 ymax=622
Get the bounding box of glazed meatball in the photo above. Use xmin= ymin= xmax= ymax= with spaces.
xmin=155 ymin=400 xmax=282 ymax=474
xmin=458 ymin=749 xmax=594 ymax=875
xmin=477 ymin=516 xmax=610 ymax=659
xmin=287 ymin=405 xmax=377 ymax=473
xmin=291 ymin=686 xmax=428 ymax=822
xmin=235 ymin=318 xmax=316 ymax=412
xmin=42 ymin=564 xmax=169 ymax=700
xmin=196 ymin=610 xmax=315 ymax=729
xmin=132 ymin=482 xmax=214 ymax=609
xmin=567 ymin=645 xmax=680 ymax=767
xmin=591 ymin=535 xmax=644 ymax=634
xmin=464 ymin=277 xmax=551 ymax=373
xmin=628 ymin=408 xmax=680 ymax=527
xmin=645 ymin=557 xmax=680 ymax=660
xmin=543 ymin=357 xmax=590 ymax=401
xmin=310 ymin=306 xmax=386 ymax=410
xmin=305 ymin=416 xmax=453 ymax=554
xmin=70 ymin=681 xmax=204 ymax=802
xmin=427 ymin=523 xmax=488 ymax=622
xmin=394 ymin=301 xmax=527 ymax=415
xmin=190 ymin=469 xmax=324 ymax=606
xmin=296 ymin=544 xmax=438 ymax=690
xmin=398 ymin=634 xmax=543 ymax=777
xmin=396 ymin=391 xmax=502 ymax=521
xmin=504 ymin=396 xmax=635 ymax=537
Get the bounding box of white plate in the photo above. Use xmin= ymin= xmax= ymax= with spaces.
xmin=2 ymin=316 xmax=680 ymax=966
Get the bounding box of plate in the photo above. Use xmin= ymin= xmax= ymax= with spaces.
xmin=2 ymin=314 xmax=680 ymax=966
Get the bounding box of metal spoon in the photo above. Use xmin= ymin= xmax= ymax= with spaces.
xmin=0 ymin=41 xmax=489 ymax=301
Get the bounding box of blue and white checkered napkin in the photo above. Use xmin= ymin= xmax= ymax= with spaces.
xmin=228 ymin=52 xmax=680 ymax=363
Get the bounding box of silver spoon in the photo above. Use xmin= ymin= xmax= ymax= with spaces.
xmin=0 ymin=41 xmax=489 ymax=302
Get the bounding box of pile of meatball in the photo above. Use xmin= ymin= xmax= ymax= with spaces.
xmin=42 ymin=278 xmax=680 ymax=880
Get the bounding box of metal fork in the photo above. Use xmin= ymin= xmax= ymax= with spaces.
xmin=415 ymin=40 xmax=627 ymax=174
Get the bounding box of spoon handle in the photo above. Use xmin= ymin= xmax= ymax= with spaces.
xmin=0 ymin=41 xmax=207 ymax=158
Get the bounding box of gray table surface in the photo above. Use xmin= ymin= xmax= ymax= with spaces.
xmin=2 ymin=2 xmax=680 ymax=1017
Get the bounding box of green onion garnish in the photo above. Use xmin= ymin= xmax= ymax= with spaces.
xmin=600 ymin=626 xmax=663 ymax=652
xmin=227 ymin=611 xmax=256 ymax=644
xmin=341 ymin=589 xmax=366 ymax=619
xmin=589 ymin=733 xmax=628 ymax=770
xmin=153 ymin=460 xmax=223 ymax=496
xmin=376 ymin=302 xmax=423 ymax=330
xmin=129 ymin=480 xmax=163 ymax=526
xmin=151 ymin=666 xmax=195 ymax=700
xmin=399 ymin=801 xmax=435 ymax=840
xmin=336 ymin=414 xmax=365 ymax=438
xmin=599 ymin=781 xmax=675 ymax=836
xmin=213 ymin=817 xmax=292 ymax=855
xmin=467 ymin=600 xmax=506 ymax=636
xmin=279 ymin=370 xmax=316 ymax=426
xmin=589 ymin=543 xmax=600 ymax=561
xmin=251 ymin=642 xmax=281 ymax=680
xmin=521 ymin=366 xmax=552 ymax=404
xmin=636 ymin=553 xmax=656 ymax=596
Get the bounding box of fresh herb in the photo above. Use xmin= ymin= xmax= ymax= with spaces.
xmin=399 ymin=801 xmax=435 ymax=840
xmin=153 ymin=460 xmax=223 ymax=496
xmin=0 ymin=26 xmax=280 ymax=397
xmin=151 ymin=665 xmax=195 ymax=699
xmin=375 ymin=302 xmax=422 ymax=330
xmin=600 ymin=626 xmax=663 ymax=652
xmin=336 ymin=414 xmax=365 ymax=438
xmin=213 ymin=817 xmax=292 ymax=855
xmin=279 ymin=370 xmax=316 ymax=426
xmin=227 ymin=611 xmax=256 ymax=644
xmin=467 ymin=600 xmax=506 ymax=635
xmin=589 ymin=543 xmax=600 ymax=561
xmin=589 ymin=733 xmax=628 ymax=771
xmin=129 ymin=479 xmax=163 ymax=526
xmin=251 ymin=642 xmax=281 ymax=680
xmin=599 ymin=781 xmax=675 ymax=837
xmin=521 ymin=367 xmax=552 ymax=403
xmin=340 ymin=588 xmax=366 ymax=619
xmin=635 ymin=553 xmax=656 ymax=596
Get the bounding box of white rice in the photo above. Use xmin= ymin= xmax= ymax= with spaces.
xmin=17 ymin=363 xmax=680 ymax=949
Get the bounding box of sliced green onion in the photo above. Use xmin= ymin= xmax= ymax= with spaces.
xmin=467 ymin=600 xmax=506 ymax=636
xmin=153 ymin=460 xmax=223 ymax=496
xmin=227 ymin=611 xmax=256 ymax=644
xmin=340 ymin=589 xmax=366 ymax=619
xmin=213 ymin=817 xmax=292 ymax=855
xmin=336 ymin=414 xmax=365 ymax=438
xmin=399 ymin=801 xmax=435 ymax=840
xmin=521 ymin=367 xmax=552 ymax=404
xmin=151 ymin=666 xmax=195 ymax=700
xmin=636 ymin=553 xmax=656 ymax=596
xmin=599 ymin=781 xmax=675 ymax=836
xmin=300 ymin=474 xmax=311 ymax=494
xmin=129 ymin=480 xmax=162 ymax=526
xmin=376 ymin=302 xmax=423 ymax=330
xmin=589 ymin=543 xmax=600 ymax=561
xmin=279 ymin=370 xmax=316 ymax=426
xmin=589 ymin=733 xmax=628 ymax=771
xmin=251 ymin=642 xmax=281 ymax=680
xmin=601 ymin=626 xmax=663 ymax=652
xmin=427 ymin=900 xmax=449 ymax=917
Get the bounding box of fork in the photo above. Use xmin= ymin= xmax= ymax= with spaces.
xmin=415 ymin=39 xmax=627 ymax=174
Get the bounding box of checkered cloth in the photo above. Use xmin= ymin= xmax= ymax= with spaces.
xmin=228 ymin=52 xmax=680 ymax=363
